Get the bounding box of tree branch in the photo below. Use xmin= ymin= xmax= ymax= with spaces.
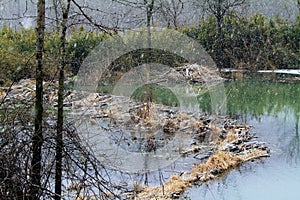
xmin=71 ymin=0 xmax=114 ymax=34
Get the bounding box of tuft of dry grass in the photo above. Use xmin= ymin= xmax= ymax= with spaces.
xmin=130 ymin=102 xmax=160 ymax=127
xmin=163 ymin=119 xmax=180 ymax=134
xmin=135 ymin=151 xmax=244 ymax=199
xmin=164 ymin=175 xmax=190 ymax=195
xmin=223 ymin=129 xmax=238 ymax=143
xmin=188 ymin=151 xmax=242 ymax=182
xmin=0 ymin=90 xmax=6 ymax=101
xmin=135 ymin=175 xmax=189 ymax=200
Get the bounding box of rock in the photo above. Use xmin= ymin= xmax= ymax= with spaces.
xmin=193 ymin=153 xmax=211 ymax=160
xmin=210 ymin=168 xmax=221 ymax=175
xmin=168 ymin=190 xmax=182 ymax=198
xmin=222 ymin=143 xmax=240 ymax=152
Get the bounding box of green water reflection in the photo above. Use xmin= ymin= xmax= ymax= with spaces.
xmin=189 ymin=79 xmax=300 ymax=200
xmin=199 ymin=79 xmax=300 ymax=120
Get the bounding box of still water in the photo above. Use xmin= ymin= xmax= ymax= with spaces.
xmin=188 ymin=80 xmax=300 ymax=200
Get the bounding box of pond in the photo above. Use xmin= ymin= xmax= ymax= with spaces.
xmin=71 ymin=77 xmax=299 ymax=199
xmin=187 ymin=79 xmax=300 ymax=200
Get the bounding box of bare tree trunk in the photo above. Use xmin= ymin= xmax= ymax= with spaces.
xmin=30 ymin=0 xmax=45 ymax=199
xmin=55 ymin=1 xmax=71 ymax=199
xmin=170 ymin=0 xmax=183 ymax=28
xmin=298 ymin=0 xmax=300 ymax=12
xmin=215 ymin=0 xmax=223 ymax=69
xmin=52 ymin=0 xmax=61 ymax=33
xmin=216 ymin=16 xmax=223 ymax=68
xmin=144 ymin=0 xmax=154 ymax=83
xmin=145 ymin=0 xmax=154 ymax=48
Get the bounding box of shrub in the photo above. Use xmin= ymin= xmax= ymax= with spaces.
xmin=0 ymin=25 xmax=109 ymax=85
xmin=66 ymin=28 xmax=109 ymax=75
xmin=182 ymin=12 xmax=300 ymax=70
xmin=0 ymin=25 xmax=36 ymax=85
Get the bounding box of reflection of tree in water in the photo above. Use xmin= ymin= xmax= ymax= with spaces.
xmin=187 ymin=163 xmax=261 ymax=199
xmin=286 ymin=112 xmax=300 ymax=164
xmin=198 ymin=80 xmax=300 ymax=119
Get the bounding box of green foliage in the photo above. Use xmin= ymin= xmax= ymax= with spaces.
xmin=1 ymin=13 xmax=299 ymax=86
xmin=96 ymin=48 xmax=188 ymax=89
xmin=131 ymin=84 xmax=179 ymax=106
xmin=197 ymin=79 xmax=300 ymax=118
xmin=0 ymin=25 xmax=109 ymax=85
xmin=66 ymin=28 xmax=109 ymax=75
xmin=182 ymin=12 xmax=300 ymax=70
xmin=182 ymin=16 xmax=217 ymax=56
xmin=0 ymin=25 xmax=36 ymax=84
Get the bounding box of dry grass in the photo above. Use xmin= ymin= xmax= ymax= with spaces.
xmin=130 ymin=102 xmax=160 ymax=126
xmin=223 ymin=129 xmax=238 ymax=143
xmin=0 ymin=90 xmax=6 ymax=102
xmin=188 ymin=151 xmax=242 ymax=182
xmin=164 ymin=176 xmax=190 ymax=195
xmin=134 ymin=125 xmax=269 ymax=199
xmin=163 ymin=119 xmax=180 ymax=134
xmin=135 ymin=175 xmax=189 ymax=200
xmin=134 ymin=150 xmax=243 ymax=199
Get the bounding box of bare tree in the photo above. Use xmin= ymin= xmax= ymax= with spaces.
xmin=30 ymin=0 xmax=45 ymax=198
xmin=53 ymin=1 xmax=114 ymax=198
xmin=0 ymin=0 xmax=120 ymax=199
xmin=158 ymin=0 xmax=184 ymax=28
xmin=113 ymin=0 xmax=161 ymax=45
xmin=52 ymin=0 xmax=61 ymax=33
xmin=55 ymin=1 xmax=71 ymax=199
xmin=144 ymin=0 xmax=155 ymax=47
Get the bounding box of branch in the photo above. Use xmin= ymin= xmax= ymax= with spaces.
xmin=205 ymin=0 xmax=219 ymax=17
xmin=113 ymin=0 xmax=145 ymax=8
xmin=71 ymin=0 xmax=115 ymax=34
xmin=204 ymin=0 xmax=247 ymax=19
xmin=225 ymin=0 xmax=246 ymax=11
